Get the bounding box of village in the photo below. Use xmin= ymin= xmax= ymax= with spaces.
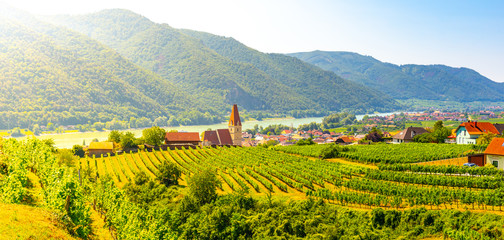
xmin=83 ymin=104 xmax=504 ymax=171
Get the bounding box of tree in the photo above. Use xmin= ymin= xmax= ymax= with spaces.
xmin=72 ymin=145 xmax=85 ymax=158
xmin=477 ymin=132 xmax=497 ymax=145
xmin=432 ymin=120 xmax=451 ymax=143
xmin=32 ymin=124 xmax=40 ymax=135
xmin=108 ymin=130 xmax=122 ymax=143
xmin=142 ymin=126 xmax=166 ymax=146
xmin=413 ymin=132 xmax=436 ymax=143
xmin=156 ymin=162 xmax=181 ymax=187
xmin=296 ymin=138 xmax=315 ymax=146
xmin=365 ymin=127 xmax=383 ymax=142
xmin=120 ymin=132 xmax=137 ymax=149
xmin=57 ymin=149 xmax=77 ymax=167
xmin=188 ymin=168 xmax=221 ymax=205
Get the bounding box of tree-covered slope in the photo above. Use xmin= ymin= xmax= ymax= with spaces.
xmin=289 ymin=51 xmax=504 ymax=102
xmin=46 ymin=9 xmax=400 ymax=114
xmin=0 ymin=6 xmax=202 ymax=128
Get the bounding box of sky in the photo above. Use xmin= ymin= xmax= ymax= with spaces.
xmin=2 ymin=0 xmax=504 ymax=82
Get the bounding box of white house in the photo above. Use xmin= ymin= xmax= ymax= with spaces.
xmin=455 ymin=121 xmax=499 ymax=144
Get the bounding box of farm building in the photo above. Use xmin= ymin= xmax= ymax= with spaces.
xmin=483 ymin=138 xmax=504 ymax=169
xmin=88 ymin=141 xmax=114 ymax=157
xmin=202 ymin=129 xmax=234 ymax=147
xmin=392 ymin=127 xmax=429 ymax=143
xmin=165 ymin=132 xmax=201 ymax=149
xmin=455 ymin=121 xmax=499 ymax=144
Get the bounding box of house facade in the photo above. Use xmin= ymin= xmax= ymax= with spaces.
xmin=392 ymin=127 xmax=429 ymax=143
xmin=484 ymin=138 xmax=504 ymax=169
xmin=88 ymin=142 xmax=114 ymax=157
xmin=455 ymin=121 xmax=499 ymax=144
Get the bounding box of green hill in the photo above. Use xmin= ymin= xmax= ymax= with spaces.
xmin=289 ymin=51 xmax=504 ymax=102
xmin=45 ymin=9 xmax=400 ymax=115
xmin=0 ymin=6 xmax=202 ymax=129
xmin=0 ymin=7 xmax=402 ymax=129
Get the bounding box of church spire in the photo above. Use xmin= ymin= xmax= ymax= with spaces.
xmin=228 ymin=104 xmax=242 ymax=126
xmin=228 ymin=104 xmax=242 ymax=146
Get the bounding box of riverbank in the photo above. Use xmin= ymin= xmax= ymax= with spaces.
xmin=13 ymin=112 xmax=404 ymax=149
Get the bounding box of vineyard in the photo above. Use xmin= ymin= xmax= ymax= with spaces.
xmin=4 ymin=139 xmax=504 ymax=239
xmin=274 ymin=143 xmax=475 ymax=163
xmin=80 ymin=144 xmax=504 ymax=211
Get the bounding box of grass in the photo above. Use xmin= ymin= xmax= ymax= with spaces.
xmin=0 ymin=203 xmax=78 ymax=240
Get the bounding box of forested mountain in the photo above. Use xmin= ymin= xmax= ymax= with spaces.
xmin=0 ymin=5 xmax=204 ymax=129
xmin=0 ymin=6 xmax=401 ymax=129
xmin=289 ymin=51 xmax=504 ymax=102
xmin=45 ymin=9 xmax=400 ymax=115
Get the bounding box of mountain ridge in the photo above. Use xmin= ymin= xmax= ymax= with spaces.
xmin=44 ymin=9 xmax=400 ymax=114
xmin=288 ymin=50 xmax=504 ymax=102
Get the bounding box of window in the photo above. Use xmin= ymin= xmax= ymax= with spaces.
xmin=493 ymin=161 xmax=499 ymax=168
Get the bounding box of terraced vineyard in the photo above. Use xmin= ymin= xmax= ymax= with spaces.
xmin=79 ymin=147 xmax=365 ymax=195
xmin=79 ymin=145 xmax=504 ymax=211
xmin=274 ymin=143 xmax=475 ymax=163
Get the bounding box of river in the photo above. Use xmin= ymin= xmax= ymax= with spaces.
xmin=16 ymin=112 xmax=402 ymax=149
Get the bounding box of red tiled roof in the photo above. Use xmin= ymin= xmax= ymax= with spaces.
xmin=337 ymin=136 xmax=353 ymax=143
xmin=217 ymin=129 xmax=234 ymax=145
xmin=457 ymin=122 xmax=499 ymax=135
xmin=165 ymin=132 xmax=201 ymax=142
xmin=202 ymin=131 xmax=219 ymax=145
xmin=202 ymin=129 xmax=233 ymax=145
xmin=484 ymin=138 xmax=504 ymax=156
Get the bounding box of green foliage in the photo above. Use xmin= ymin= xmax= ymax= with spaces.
xmin=0 ymin=138 xmax=91 ymax=237
xmin=45 ymin=9 xmax=400 ymax=121
xmin=477 ymin=132 xmax=497 ymax=145
xmin=366 ymin=127 xmax=384 ymax=142
xmin=320 ymin=144 xmax=349 ymax=159
xmin=413 ymin=121 xmax=451 ymax=143
xmin=290 ymin=51 xmax=504 ymax=102
xmin=121 ymin=131 xmax=137 ymax=149
xmin=188 ymin=168 xmax=221 ymax=206
xmin=71 ymin=145 xmax=85 ymax=158
xmin=413 ymin=132 xmax=437 ymax=143
xmin=322 ymin=112 xmax=356 ymax=129
xmin=56 ymin=149 xmax=77 ymax=168
xmin=156 ymin=162 xmax=181 ymax=187
xmin=142 ymin=126 xmax=166 ymax=146
xmin=276 ymin=143 xmax=473 ymax=164
xmin=295 ymin=138 xmax=315 ymax=146
xmin=108 ymin=130 xmax=122 ymax=143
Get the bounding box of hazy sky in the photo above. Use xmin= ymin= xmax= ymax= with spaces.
xmin=2 ymin=0 xmax=504 ymax=82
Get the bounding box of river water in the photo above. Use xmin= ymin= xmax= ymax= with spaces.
xmin=16 ymin=112 xmax=402 ymax=149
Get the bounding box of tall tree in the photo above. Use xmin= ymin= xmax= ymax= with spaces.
xmin=142 ymin=126 xmax=166 ymax=146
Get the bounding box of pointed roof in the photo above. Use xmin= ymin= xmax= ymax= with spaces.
xmin=455 ymin=122 xmax=499 ymax=135
xmin=392 ymin=127 xmax=429 ymax=140
xmin=202 ymin=129 xmax=233 ymax=146
xmin=228 ymin=104 xmax=242 ymax=126
xmin=484 ymin=138 xmax=504 ymax=156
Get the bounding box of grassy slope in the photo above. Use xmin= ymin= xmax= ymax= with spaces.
xmin=0 ymin=171 xmax=112 ymax=240
xmin=0 ymin=203 xmax=77 ymax=240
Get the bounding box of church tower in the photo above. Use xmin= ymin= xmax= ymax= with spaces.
xmin=228 ymin=104 xmax=242 ymax=146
